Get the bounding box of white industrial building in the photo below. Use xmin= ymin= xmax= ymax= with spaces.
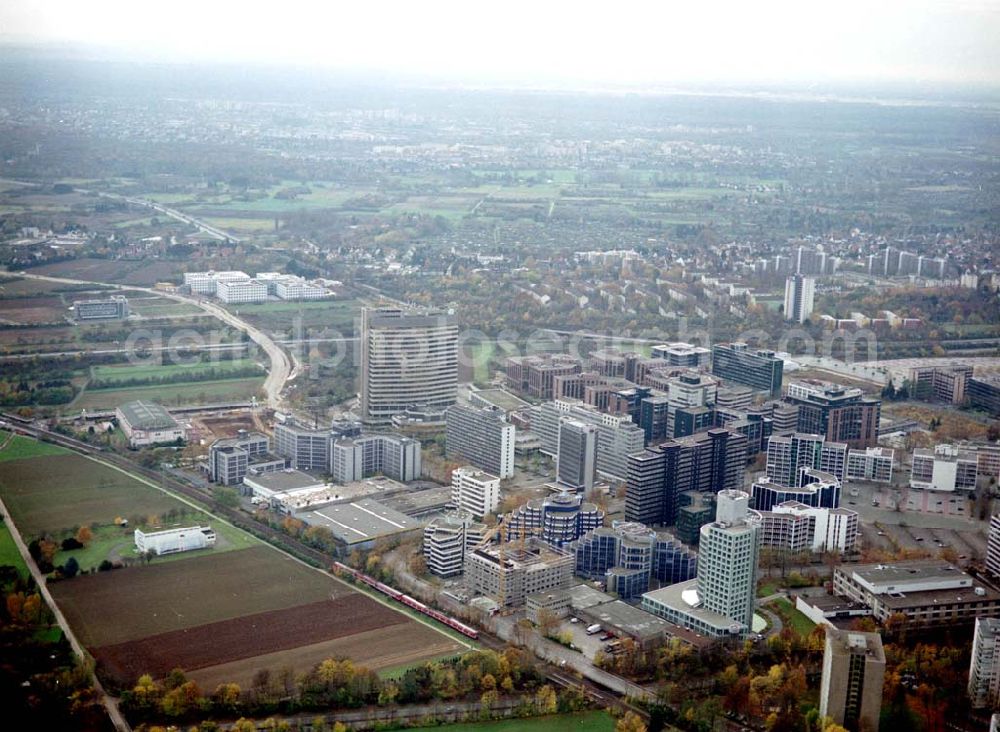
xmin=134 ymin=526 xmax=216 ymax=556
xmin=451 ymin=466 xmax=500 ymax=520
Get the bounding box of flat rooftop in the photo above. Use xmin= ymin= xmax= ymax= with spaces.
xmin=643 ymin=579 xmax=739 ymax=632
xmin=298 ymin=498 xmax=421 ymax=545
xmin=846 ymin=559 xmax=969 ymax=587
xmin=244 ymin=469 xmax=324 ymax=493
xmin=471 ymin=388 xmax=530 ymax=413
xmin=117 ymin=400 xmax=178 ymax=430
xmin=566 ymin=583 xmax=615 ymax=610
xmin=877 ymin=583 xmax=1000 ymax=610
xmin=582 ymin=600 xmax=671 ymax=641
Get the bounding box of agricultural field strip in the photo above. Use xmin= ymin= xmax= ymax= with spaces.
xmin=187 ymin=626 xmax=464 ymax=690
xmin=39 ymin=448 xmax=476 ymax=652
xmin=91 ymin=596 xmax=412 ymax=681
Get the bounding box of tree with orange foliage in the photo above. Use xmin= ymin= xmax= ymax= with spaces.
xmin=75 ymin=526 xmax=93 ymax=546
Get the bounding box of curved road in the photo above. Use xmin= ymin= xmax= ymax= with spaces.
xmin=15 ymin=272 xmax=297 ymax=409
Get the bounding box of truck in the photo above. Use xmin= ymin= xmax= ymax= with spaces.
xmin=586 ymin=624 xmax=602 ymax=635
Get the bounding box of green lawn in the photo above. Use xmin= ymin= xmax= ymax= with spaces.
xmin=0 ymin=520 xmax=28 ymax=576
xmin=406 ymin=712 xmax=615 ymax=732
xmin=0 ymin=434 xmax=70 ymax=463
xmin=72 ymin=377 xmax=263 ymax=410
xmin=771 ymin=597 xmax=816 ymax=636
xmin=91 ymin=357 xmax=264 ymax=384
xmin=54 ymin=518 xmax=259 ymax=572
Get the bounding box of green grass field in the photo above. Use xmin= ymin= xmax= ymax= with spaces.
xmin=90 ymin=357 xmax=263 ymax=384
xmin=771 ymin=597 xmax=817 ymax=636
xmin=72 ymin=377 xmax=263 ymax=409
xmin=0 ymin=521 xmax=28 ymax=576
xmin=407 ymin=712 xmax=615 ymax=732
xmin=0 ymin=434 xmax=70 ymax=463
xmin=0 ymin=452 xmax=186 ymax=536
xmin=53 ymin=516 xmax=259 ymax=572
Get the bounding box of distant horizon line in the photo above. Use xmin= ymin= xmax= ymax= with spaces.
xmin=2 ymin=38 xmax=999 ymax=105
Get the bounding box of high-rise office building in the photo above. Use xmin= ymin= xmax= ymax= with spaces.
xmin=819 ymin=629 xmax=886 ymax=732
xmin=783 ymin=274 xmax=815 ymax=323
xmin=626 ymin=428 xmax=747 ymax=527
xmin=557 ymin=419 xmax=598 ymax=491
xmin=969 ymin=617 xmax=1000 ymax=709
xmin=784 ymin=381 xmax=881 ymax=449
xmin=450 ymin=466 xmax=501 ymax=520
xmin=360 ymin=307 xmax=458 ymax=427
xmin=532 ymin=399 xmax=644 ymax=482
xmin=711 ymin=343 xmax=784 ymax=397
xmin=986 ymin=514 xmax=1000 ymax=579
xmin=445 ymin=403 xmax=515 ymax=479
xmin=766 ymin=432 xmax=847 ymax=484
xmin=208 ymin=431 xmax=275 ymax=485
xmin=641 ymin=489 xmax=760 ymax=637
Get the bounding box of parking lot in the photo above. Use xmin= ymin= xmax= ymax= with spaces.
xmin=557 ymin=617 xmax=617 ymax=661
xmin=846 ymin=480 xmax=989 ymax=565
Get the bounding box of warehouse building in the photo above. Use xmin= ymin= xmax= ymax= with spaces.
xmin=116 ymin=400 xmax=185 ymax=447
xmin=298 ymin=498 xmax=421 ymax=550
xmin=134 ymin=526 xmax=216 ymax=556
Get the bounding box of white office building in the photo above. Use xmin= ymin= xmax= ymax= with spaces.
xmin=183 ymin=270 xmax=250 ymax=296
xmin=423 ymin=512 xmax=487 ymax=577
xmin=911 ymin=444 xmax=979 ymax=492
xmin=766 ymin=433 xmax=847 ymax=485
xmin=451 ymin=466 xmax=501 ymax=520
xmin=846 ymin=447 xmax=894 ymax=484
xmin=275 ymin=278 xmax=329 ymax=300
xmin=784 ymin=274 xmax=816 ymax=324
xmin=445 ymin=403 xmax=515 ymax=479
xmin=216 ymin=278 xmax=268 ymax=304
xmin=642 ymin=489 xmax=761 ymax=638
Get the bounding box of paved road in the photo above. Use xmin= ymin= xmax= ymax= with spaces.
xmin=0 ymin=495 xmax=131 ymax=731
xmin=15 ymin=272 xmax=296 ymax=409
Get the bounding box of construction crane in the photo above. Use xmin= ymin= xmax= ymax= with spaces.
xmin=475 ymin=510 xmax=542 ymax=614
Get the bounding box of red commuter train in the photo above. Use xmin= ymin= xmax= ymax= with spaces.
xmin=331 ymin=561 xmax=479 ymax=640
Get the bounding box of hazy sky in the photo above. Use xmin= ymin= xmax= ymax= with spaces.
xmin=2 ymin=0 xmax=999 ymax=87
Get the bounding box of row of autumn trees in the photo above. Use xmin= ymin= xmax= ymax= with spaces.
xmin=120 ymin=647 xmax=591 ymax=724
